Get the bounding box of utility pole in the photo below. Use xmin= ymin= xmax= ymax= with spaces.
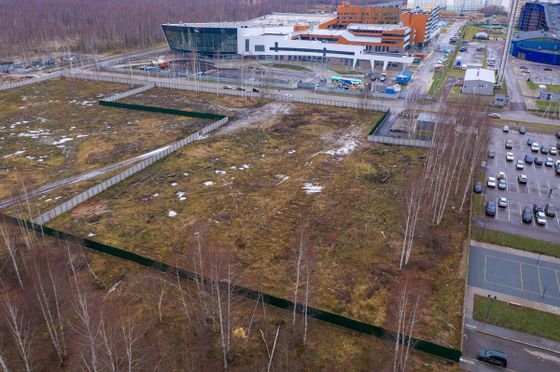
xmin=496 ymin=0 xmax=520 ymax=86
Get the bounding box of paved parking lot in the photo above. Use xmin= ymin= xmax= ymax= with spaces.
xmin=478 ymin=127 xmax=560 ymax=242
xmin=469 ymin=245 xmax=560 ymax=308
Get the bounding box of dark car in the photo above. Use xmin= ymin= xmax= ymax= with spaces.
xmin=524 ymin=154 xmax=534 ymax=164
xmin=522 ymin=208 xmax=533 ymax=223
xmin=527 ymin=138 xmax=534 ymax=146
xmin=252 ymin=87 xmax=260 ymax=93
xmin=533 ymin=204 xmax=544 ymax=214
xmin=485 ymin=200 xmax=496 ymax=217
xmin=519 ymin=126 xmax=526 ymax=134
xmin=473 ymin=182 xmax=483 ymax=193
xmin=487 ymin=149 xmax=495 ymax=158
xmin=556 ymin=132 xmax=560 ymax=139
xmin=545 ymin=203 xmax=556 ymax=217
xmin=541 ymin=145 xmax=549 ymax=154
xmin=534 ymin=157 xmax=543 ymax=166
xmin=544 ymin=68 xmax=552 ymax=71
xmin=556 ymin=164 xmax=560 ymax=175
xmin=477 ymin=349 xmax=507 ymax=368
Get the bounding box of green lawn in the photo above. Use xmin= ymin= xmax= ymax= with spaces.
xmin=527 ymin=80 xmax=560 ymax=92
xmin=472 ymin=228 xmax=560 ymax=258
xmin=473 ymin=295 xmax=560 ymax=341
xmin=536 ymin=100 xmax=560 ymax=113
xmin=331 ymin=68 xmax=363 ymax=76
xmin=428 ymin=71 xmax=443 ymax=95
xmin=270 ymin=63 xmax=311 ymax=72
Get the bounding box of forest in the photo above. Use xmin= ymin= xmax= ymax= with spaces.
xmin=0 ymin=0 xmax=373 ymax=58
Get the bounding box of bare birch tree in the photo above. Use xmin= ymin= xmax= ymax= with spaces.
xmin=392 ymin=282 xmax=421 ymax=372
xmin=4 ymin=296 xmax=33 ymax=372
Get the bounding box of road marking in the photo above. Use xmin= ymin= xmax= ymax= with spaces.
xmin=538 ymin=266 xmax=543 ymax=294
xmin=508 ymin=205 xmax=511 ymax=221
xmin=520 ymin=262 xmax=524 ymax=290
xmin=556 ymin=271 xmax=560 ymax=293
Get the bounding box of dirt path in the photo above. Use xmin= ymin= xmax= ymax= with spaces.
xmin=217 ymin=102 xmax=293 ymax=135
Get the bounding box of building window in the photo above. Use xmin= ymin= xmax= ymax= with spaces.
xmin=245 ymin=39 xmax=250 ymax=52
xmin=255 ymin=45 xmax=265 ymax=52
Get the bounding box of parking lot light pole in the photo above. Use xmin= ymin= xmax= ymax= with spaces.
xmin=485 ymin=294 xmax=497 ymax=321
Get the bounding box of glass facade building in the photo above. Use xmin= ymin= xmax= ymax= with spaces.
xmin=161 ymin=25 xmax=238 ymax=55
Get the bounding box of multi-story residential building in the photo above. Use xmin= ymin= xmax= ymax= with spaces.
xmin=518 ymin=1 xmax=560 ymax=31
xmin=401 ymin=5 xmax=442 ymax=46
xmin=329 ymin=1 xmax=403 ymax=27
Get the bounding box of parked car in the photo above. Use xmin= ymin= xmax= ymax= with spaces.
xmin=487 ymin=177 xmax=497 ymax=188
xmin=541 ymin=145 xmax=549 ymax=154
xmin=544 ymin=67 xmax=553 ymax=72
xmin=516 ymin=160 xmax=525 ymax=170
xmin=524 ymin=154 xmax=534 ymax=164
xmin=531 ymin=143 xmax=540 ymax=152
xmin=545 ymin=203 xmax=556 ymax=217
xmin=477 ymin=349 xmax=507 ymax=368
xmin=518 ymin=126 xmax=526 ymax=135
xmin=533 ymin=204 xmax=544 ymax=214
xmin=505 ymin=140 xmax=513 ymax=149
xmin=534 ymin=157 xmax=543 ymax=166
xmin=498 ymin=197 xmax=508 ymax=208
xmin=546 ymin=158 xmax=554 ymax=167
xmin=252 ymin=87 xmax=260 ymax=93
xmin=473 ymin=182 xmax=483 ymax=193
xmin=522 ymin=208 xmax=533 ymax=223
xmin=498 ymin=179 xmax=507 ymax=190
xmin=485 ymin=200 xmax=496 ymax=216
xmin=556 ymin=164 xmax=560 ymax=175
xmin=536 ymin=211 xmax=546 ymax=225
xmin=506 ymin=152 xmax=514 ymax=161
xmin=487 ymin=149 xmax=495 ymax=158
xmin=518 ymin=174 xmax=528 ymax=184
xmin=555 ymin=132 xmax=560 ymax=139
xmin=527 ymin=138 xmax=534 ymax=146
xmin=222 ymin=85 xmax=233 ymax=89
xmin=488 ymin=113 xmax=501 ymax=118
xmin=550 ymin=146 xmax=558 ymax=155
xmin=502 ymin=125 xmax=509 ymax=132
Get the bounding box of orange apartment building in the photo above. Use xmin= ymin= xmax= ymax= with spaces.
xmin=320 ymin=1 xmax=403 ymax=28
xmin=400 ymin=6 xmax=442 ymax=46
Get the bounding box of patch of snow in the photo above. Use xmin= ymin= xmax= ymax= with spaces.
xmin=203 ymin=181 xmax=214 ymax=186
xmin=76 ymin=134 xmax=89 ymax=138
xmin=183 ymin=172 xmax=189 ymax=177
xmin=152 ymin=193 xmax=159 ymax=197
xmin=52 ymin=137 xmax=73 ymax=145
xmin=324 ymin=140 xmax=358 ymax=156
xmin=45 ymin=198 xmax=52 ymax=202
xmin=176 ymin=191 xmax=187 ymax=201
xmin=288 ymin=150 xmax=296 ymax=154
xmin=87 ymin=232 xmax=96 ymax=237
xmin=171 ymin=182 xmax=178 ymax=187
xmin=215 ymin=170 xmax=226 ymax=175
xmin=3 ymin=150 xmax=25 ymax=158
xmin=275 ymin=174 xmax=290 ymax=185
xmin=238 ymin=164 xmax=251 ymax=170
xmin=302 ymin=183 xmax=323 ymax=194
xmin=168 ymin=210 xmax=177 ymax=218
xmin=54 ymin=196 xmax=62 ymax=200
xmin=106 ymin=280 xmax=121 ymax=297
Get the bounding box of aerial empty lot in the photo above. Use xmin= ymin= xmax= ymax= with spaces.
xmin=0 ymin=79 xmax=210 ymax=199
xmin=50 ymin=98 xmax=468 ymax=347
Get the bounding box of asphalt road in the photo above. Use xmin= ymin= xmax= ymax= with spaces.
xmin=462 ymin=326 xmax=560 ymax=372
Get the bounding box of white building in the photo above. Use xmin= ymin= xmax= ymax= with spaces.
xmin=462 ymin=68 xmax=496 ymax=95
xmin=161 ymin=13 xmax=415 ymax=71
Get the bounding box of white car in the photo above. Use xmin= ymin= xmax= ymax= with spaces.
xmin=502 ymin=125 xmax=510 ymax=132
xmin=516 ymin=160 xmax=525 ymax=170
xmin=536 ymin=211 xmax=546 ymax=225
xmin=488 ymin=113 xmax=501 ymax=118
xmin=550 ymin=146 xmax=558 ymax=155
xmin=506 ymin=152 xmax=514 ymax=161
xmin=518 ymin=174 xmax=528 ymax=184
xmin=498 ymin=197 xmax=508 ymax=208
xmin=487 ymin=176 xmax=497 ymax=188
xmin=497 ymin=171 xmax=506 ymax=180
xmin=531 ymin=143 xmax=540 ymax=152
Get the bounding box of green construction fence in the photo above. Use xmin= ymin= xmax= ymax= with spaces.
xmin=99 ymin=100 xmax=226 ymax=120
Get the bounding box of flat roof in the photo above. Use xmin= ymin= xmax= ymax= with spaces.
xmin=464 ymin=68 xmax=495 ymax=83
xmin=164 ymin=12 xmax=336 ymax=28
